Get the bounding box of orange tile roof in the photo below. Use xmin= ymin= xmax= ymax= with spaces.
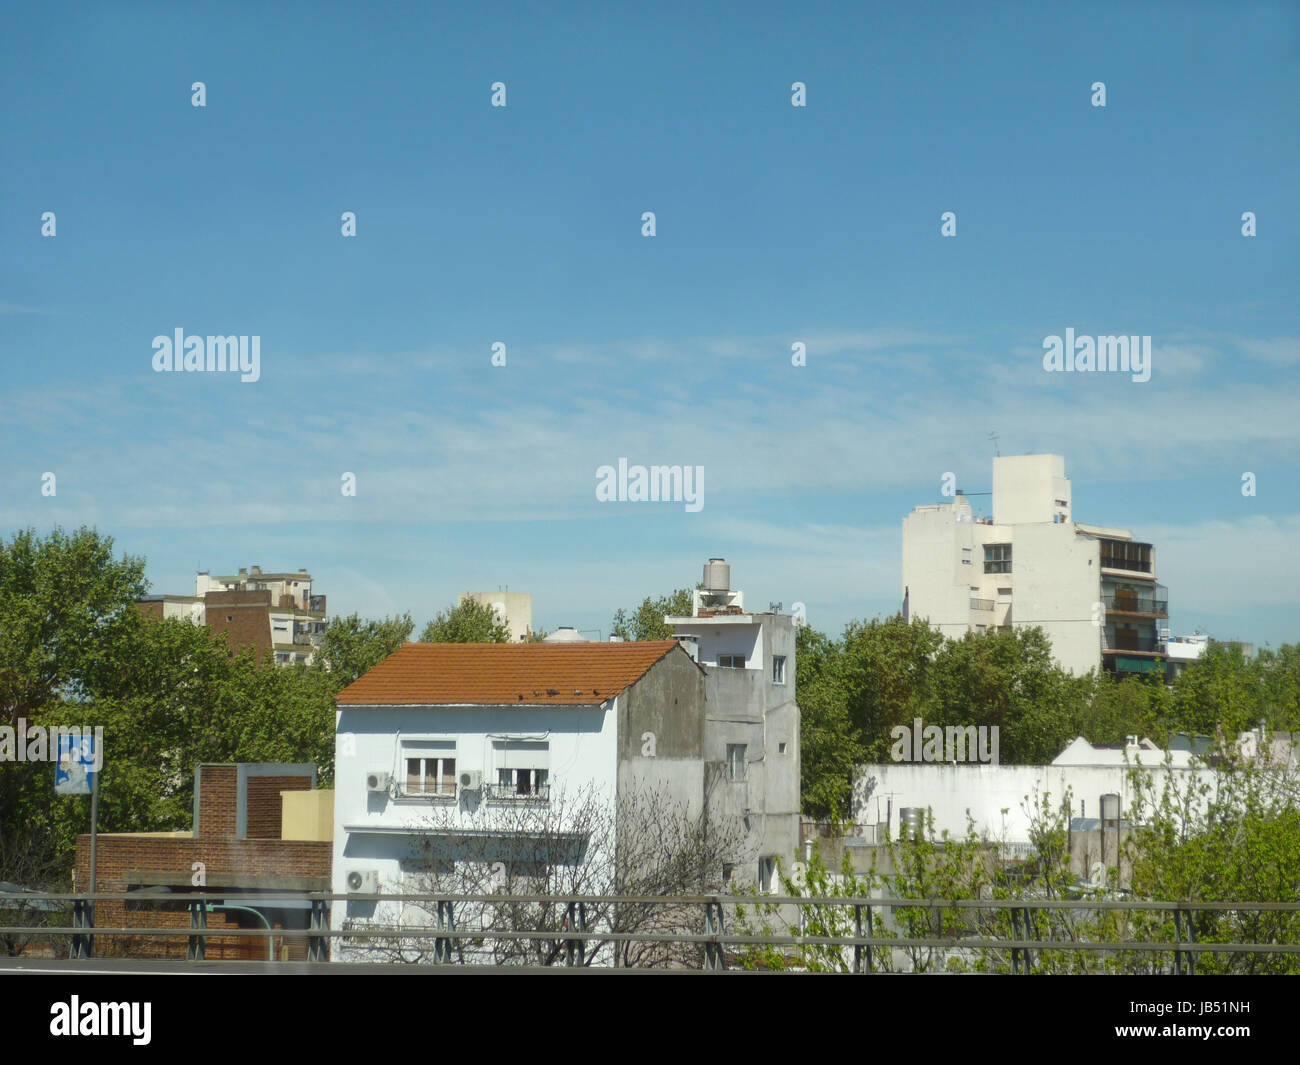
xmin=336 ymin=640 xmax=685 ymax=707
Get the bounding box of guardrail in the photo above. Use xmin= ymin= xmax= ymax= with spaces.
xmin=4 ymin=891 xmax=1299 ymax=972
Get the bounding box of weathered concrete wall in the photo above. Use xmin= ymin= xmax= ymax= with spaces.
xmin=618 ymin=646 xmax=707 ymax=816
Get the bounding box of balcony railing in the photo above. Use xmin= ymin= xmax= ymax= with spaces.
xmin=1100 ymin=558 xmax=1152 ymax=574
xmin=1103 ymin=636 xmax=1164 ymax=654
xmin=1101 ymin=596 xmax=1168 ymax=616
xmin=969 ymin=599 xmax=994 ymax=612
xmin=484 ymin=783 xmax=551 ymax=803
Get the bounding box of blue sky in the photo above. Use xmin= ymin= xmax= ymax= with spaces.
xmin=2 ymin=1 xmax=1297 ymax=649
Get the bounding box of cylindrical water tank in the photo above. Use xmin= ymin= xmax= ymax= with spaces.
xmin=900 ymin=807 xmax=924 ymax=842
xmin=703 ymin=558 xmax=730 ymax=592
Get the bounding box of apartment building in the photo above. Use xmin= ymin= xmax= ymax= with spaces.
xmin=902 ymin=454 xmax=1169 ymax=677
xmin=459 ymin=590 xmax=533 ymax=641
xmin=139 ymin=565 xmax=327 ymax=665
xmin=665 ymin=558 xmax=802 ymax=887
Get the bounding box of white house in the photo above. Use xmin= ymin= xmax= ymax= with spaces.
xmin=330 ymin=635 xmax=798 ymax=961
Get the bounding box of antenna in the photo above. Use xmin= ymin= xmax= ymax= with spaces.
xmin=989 ymin=431 xmax=1000 ymax=457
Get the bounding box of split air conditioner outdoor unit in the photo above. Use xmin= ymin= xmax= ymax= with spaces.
xmin=346 ymin=869 xmax=379 ymax=894
xmin=458 ymin=769 xmax=483 ymax=792
xmin=365 ymin=770 xmax=391 ymax=794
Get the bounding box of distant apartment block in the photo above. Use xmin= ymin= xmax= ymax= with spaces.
xmin=138 ymin=565 xmax=327 ymax=666
xmin=902 ymin=455 xmax=1169 ymax=678
xmin=460 ymin=591 xmax=533 ymax=641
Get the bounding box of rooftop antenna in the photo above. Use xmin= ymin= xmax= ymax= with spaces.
xmin=989 ymin=431 xmax=1000 ymax=457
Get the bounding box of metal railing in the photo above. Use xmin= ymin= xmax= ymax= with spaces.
xmin=4 ymin=891 xmax=1299 ymax=972
xmin=1102 ymin=596 xmax=1168 ymax=616
xmin=1103 ymin=636 xmax=1164 ymax=654
xmin=483 ymin=784 xmax=551 ymax=803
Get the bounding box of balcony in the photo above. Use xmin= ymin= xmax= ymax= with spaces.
xmin=1101 ymin=595 xmax=1168 ymax=617
xmin=484 ymin=782 xmax=550 ymax=803
xmin=1099 ymin=539 xmax=1153 ymax=574
xmin=1102 ymin=635 xmax=1164 ymax=655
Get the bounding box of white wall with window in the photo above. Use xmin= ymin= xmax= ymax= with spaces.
xmin=332 ymin=703 xmax=618 ymax=947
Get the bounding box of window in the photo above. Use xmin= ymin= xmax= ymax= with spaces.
xmin=779 ymin=742 xmax=787 ymax=754
xmin=984 ymin=543 xmax=1012 ymax=574
xmin=758 ymin=857 xmax=776 ymax=893
xmin=961 ymin=547 xmax=972 ymax=566
xmin=726 ymin=744 xmax=747 ymax=781
xmin=722 ymin=863 xmax=736 ymax=884
xmin=496 ymin=767 xmax=548 ymax=798
xmin=772 ymin=655 xmax=786 ymax=684
xmin=1100 ymin=539 xmax=1152 ymax=573
xmin=717 ymin=654 xmax=746 ymax=668
xmin=405 ymin=755 xmax=457 ymax=796
xmin=492 ymin=740 xmax=550 ymax=800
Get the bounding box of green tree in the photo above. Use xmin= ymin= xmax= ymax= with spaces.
xmin=1123 ymin=757 xmax=1300 ymax=975
xmin=421 ymin=597 xmax=511 ymax=643
xmin=316 ymin=612 xmax=414 ymax=688
xmin=610 ymin=588 xmax=694 ymax=642
xmin=838 ymin=615 xmax=943 ymax=760
xmin=1252 ymin=643 xmax=1300 ymax=732
xmin=1170 ymin=641 xmax=1262 ymax=739
xmin=927 ymin=627 xmax=1083 ymax=764
xmin=794 ymin=625 xmax=860 ymax=818
xmin=0 ymin=526 xmax=147 ymax=727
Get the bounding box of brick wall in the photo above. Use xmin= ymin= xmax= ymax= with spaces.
xmin=198 ymin=765 xmax=238 ymax=839
xmin=203 ymin=590 xmax=272 ymax=661
xmin=74 ymin=836 xmax=331 ymax=961
xmin=246 ymin=775 xmax=311 ymax=839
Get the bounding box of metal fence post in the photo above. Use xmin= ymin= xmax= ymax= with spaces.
xmin=70 ymin=898 xmax=93 ymax=959
xmin=703 ymin=898 xmax=726 ymax=970
xmin=187 ymin=901 xmax=207 ymax=961
xmin=307 ymin=898 xmax=327 ymax=963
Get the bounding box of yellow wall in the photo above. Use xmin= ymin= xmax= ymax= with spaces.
xmin=281 ymin=789 xmax=334 ymax=841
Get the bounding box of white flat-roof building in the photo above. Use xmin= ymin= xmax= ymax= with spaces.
xmin=902 ymin=454 xmax=1169 ymax=678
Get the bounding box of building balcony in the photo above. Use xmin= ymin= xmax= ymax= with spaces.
xmin=1101 ymin=595 xmax=1168 ymax=617
xmin=1102 ymin=636 xmax=1164 ymax=655
xmin=484 ymin=783 xmax=550 ymax=803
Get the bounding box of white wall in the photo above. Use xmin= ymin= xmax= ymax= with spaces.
xmin=853 ymin=761 xmax=1210 ymax=843
xmin=332 ymin=700 xmax=619 ymax=947
xmin=1012 ymin=522 xmax=1102 ymax=676
xmin=993 ymin=454 xmax=1070 ymax=525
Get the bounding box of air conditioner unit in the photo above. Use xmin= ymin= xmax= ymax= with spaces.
xmin=458 ymin=769 xmax=482 ymax=792
xmin=346 ymin=869 xmax=379 ymax=894
xmin=365 ymin=770 xmax=391 ymax=794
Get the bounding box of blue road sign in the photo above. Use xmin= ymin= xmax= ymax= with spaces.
xmin=55 ymin=733 xmax=97 ymax=795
